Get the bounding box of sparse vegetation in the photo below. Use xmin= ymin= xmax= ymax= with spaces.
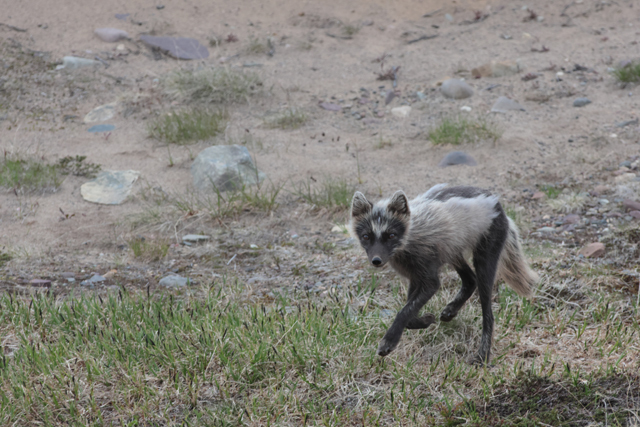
xmin=547 ymin=191 xmax=588 ymax=213
xmin=539 ymin=184 xmax=562 ymax=199
xmin=128 ymin=236 xmax=169 ymax=260
xmin=429 ymin=115 xmax=502 ymax=145
xmin=0 ymin=155 xmax=62 ymax=193
xmin=293 ymin=177 xmax=355 ymax=209
xmin=57 ymin=155 xmax=101 ymax=178
xmin=264 ymin=107 xmax=308 ymax=130
xmin=148 ymin=109 xmax=228 ymax=144
xmin=245 ymin=37 xmax=270 ymax=55
xmin=613 ymin=61 xmax=640 ymax=83
xmin=163 ymin=68 xmax=263 ymax=105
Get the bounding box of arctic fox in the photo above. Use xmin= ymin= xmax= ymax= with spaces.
xmin=350 ymin=184 xmax=538 ymax=364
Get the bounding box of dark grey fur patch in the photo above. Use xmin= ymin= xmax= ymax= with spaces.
xmin=431 ymin=186 xmax=492 ymax=201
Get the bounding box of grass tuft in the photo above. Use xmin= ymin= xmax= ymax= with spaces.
xmin=163 ymin=68 xmax=263 ymax=105
xmin=128 ymin=237 xmax=170 ymax=261
xmin=0 ymin=155 xmax=62 ymax=193
xmin=293 ymin=177 xmax=355 ymax=209
xmin=148 ymin=109 xmax=228 ymax=144
xmin=429 ymin=115 xmax=502 ymax=145
xmin=264 ymin=107 xmax=308 ymax=130
xmin=613 ymin=61 xmax=640 ymax=83
xmin=547 ymin=192 xmax=588 ymax=213
xmin=57 ymin=155 xmax=101 ymax=178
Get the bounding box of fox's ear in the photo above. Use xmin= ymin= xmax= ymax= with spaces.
xmin=351 ymin=192 xmax=372 ymax=217
xmin=388 ymin=191 xmax=410 ymax=216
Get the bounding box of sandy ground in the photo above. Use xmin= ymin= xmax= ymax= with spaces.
xmin=1 ymin=0 xmax=640 ymax=291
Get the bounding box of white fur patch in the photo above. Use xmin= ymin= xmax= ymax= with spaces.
xmin=422 ymin=183 xmax=448 ymax=199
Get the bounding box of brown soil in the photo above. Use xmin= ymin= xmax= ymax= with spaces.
xmin=1 ymin=0 xmax=640 ymax=293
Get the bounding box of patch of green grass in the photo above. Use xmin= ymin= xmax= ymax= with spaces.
xmin=457 ymin=370 xmax=640 ymax=426
xmin=148 ymin=109 xmax=228 ymax=144
xmin=245 ymin=37 xmax=271 ymax=55
xmin=264 ymin=107 xmax=308 ymax=130
xmin=539 ymin=184 xmax=561 ymax=199
xmin=163 ymin=68 xmax=263 ymax=105
xmin=57 ymin=155 xmax=101 ymax=178
xmin=0 ymin=156 xmax=62 ymax=193
xmin=342 ymin=24 xmax=360 ymax=38
xmin=429 ymin=115 xmax=502 ymax=145
xmin=293 ymin=177 xmax=355 ymax=209
xmin=128 ymin=237 xmax=169 ymax=261
xmin=613 ymin=61 xmax=640 ymax=83
xmin=0 ymin=252 xmax=11 ymax=268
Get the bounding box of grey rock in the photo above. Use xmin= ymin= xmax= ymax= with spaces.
xmin=88 ymin=124 xmax=115 ymax=133
xmin=82 ymin=274 xmax=106 ymax=286
xmin=616 ymin=119 xmax=639 ymax=128
xmin=620 ymin=160 xmax=633 ymax=168
xmin=139 ymin=35 xmax=209 ymax=60
xmin=84 ymin=103 xmax=117 ymax=123
xmin=438 ymin=151 xmax=477 ymax=168
xmin=182 ymin=234 xmax=210 ymax=243
xmin=81 ymin=170 xmax=140 ymax=205
xmin=536 ymin=227 xmax=556 ymax=233
xmin=440 ymin=79 xmax=474 ymax=99
xmin=573 ymin=97 xmax=591 ymax=107
xmin=159 ymin=275 xmax=190 ymax=287
xmin=60 ymin=56 xmax=100 ymax=70
xmin=191 ymin=145 xmax=265 ymax=192
xmin=115 ymin=13 xmax=130 ymax=20
xmin=491 ymin=96 xmax=525 ymax=113
xmin=94 ymin=28 xmax=129 ymax=43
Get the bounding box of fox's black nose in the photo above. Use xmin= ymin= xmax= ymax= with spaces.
xmin=371 ymin=257 xmax=382 ymax=266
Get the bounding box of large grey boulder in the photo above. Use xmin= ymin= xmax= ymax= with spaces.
xmin=81 ymin=170 xmax=140 ymax=204
xmin=191 ymin=145 xmax=266 ymax=192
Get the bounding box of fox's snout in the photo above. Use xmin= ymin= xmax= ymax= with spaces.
xmin=371 ymin=256 xmax=383 ymax=267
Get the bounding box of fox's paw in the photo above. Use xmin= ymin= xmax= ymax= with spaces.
xmin=439 ymin=305 xmax=460 ymax=322
xmin=406 ymin=313 xmax=436 ymax=329
xmin=377 ymin=335 xmax=401 ymax=357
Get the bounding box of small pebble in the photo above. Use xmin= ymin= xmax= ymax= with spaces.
xmin=573 ymin=97 xmax=591 ymax=107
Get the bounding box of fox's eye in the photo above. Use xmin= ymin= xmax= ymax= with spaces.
xmin=362 ymin=234 xmax=370 ymax=241
xmin=389 ymin=233 xmax=396 ymax=239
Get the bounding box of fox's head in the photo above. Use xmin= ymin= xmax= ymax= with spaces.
xmin=350 ymin=191 xmax=411 ymax=268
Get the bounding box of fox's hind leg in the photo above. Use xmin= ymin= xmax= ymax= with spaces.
xmin=440 ymin=258 xmax=477 ymax=322
xmin=472 ymin=211 xmax=508 ymax=365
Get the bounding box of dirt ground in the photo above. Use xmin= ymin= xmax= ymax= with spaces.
xmin=1 ymin=0 xmax=640 ymax=294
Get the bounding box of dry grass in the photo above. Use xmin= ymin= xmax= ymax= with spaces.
xmin=162 ymin=67 xmax=263 ymax=105
xmin=147 ymin=109 xmax=228 ymax=144
xmin=547 ymin=191 xmax=588 ymax=213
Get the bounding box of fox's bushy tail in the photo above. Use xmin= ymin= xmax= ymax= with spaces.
xmin=498 ymin=217 xmax=538 ymax=297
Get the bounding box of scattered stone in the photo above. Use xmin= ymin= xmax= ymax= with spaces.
xmin=156 ymin=4 xmax=165 ymax=10
xmin=82 ymin=274 xmax=106 ymax=286
xmin=445 ymin=13 xmax=454 ymax=22
xmin=578 ymin=242 xmax=605 ymax=258
xmin=30 ymin=279 xmax=51 ymax=287
xmin=88 ymin=124 xmax=115 ymax=133
xmin=438 ymin=151 xmax=477 ymax=168
xmin=629 ymin=211 xmax=640 ymax=219
xmin=139 ymin=35 xmax=209 ymax=60
xmin=391 ymin=106 xmax=411 ymax=117
xmin=159 ymin=275 xmax=190 ymax=287
xmin=115 ymin=13 xmax=130 ymax=20
xmin=616 ymin=118 xmax=639 ymax=128
xmin=536 ymin=227 xmax=556 ymax=234
xmin=191 ymin=145 xmax=266 ymax=192
xmin=61 ymin=272 xmax=75 ymax=279
xmin=573 ymin=97 xmax=591 ymax=107
xmin=593 ymin=185 xmax=610 ymax=196
xmin=563 ymin=214 xmax=581 ymax=224
xmin=623 ymin=199 xmax=640 ymax=211
xmin=81 ymin=170 xmax=140 ymax=205
xmin=440 ymin=79 xmax=474 ymax=99
xmin=615 ymin=173 xmax=636 ymax=184
xmin=531 ymin=191 xmax=546 ymax=200
xmin=94 ymin=28 xmax=129 ymax=43
xmin=491 ymin=96 xmax=525 ymax=113
xmin=319 ymin=102 xmax=341 ymax=111
xmin=182 ymin=234 xmax=210 ymax=243
xmin=471 ymin=60 xmax=522 ymax=78
xmin=59 ymin=56 xmax=100 ymax=70
xmin=84 ymin=103 xmax=117 ymax=123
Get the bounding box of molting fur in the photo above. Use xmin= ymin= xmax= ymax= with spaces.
xmin=350 ymin=184 xmax=538 ymax=364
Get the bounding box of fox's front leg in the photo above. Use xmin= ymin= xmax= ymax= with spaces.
xmin=377 ymin=269 xmax=441 ymax=356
